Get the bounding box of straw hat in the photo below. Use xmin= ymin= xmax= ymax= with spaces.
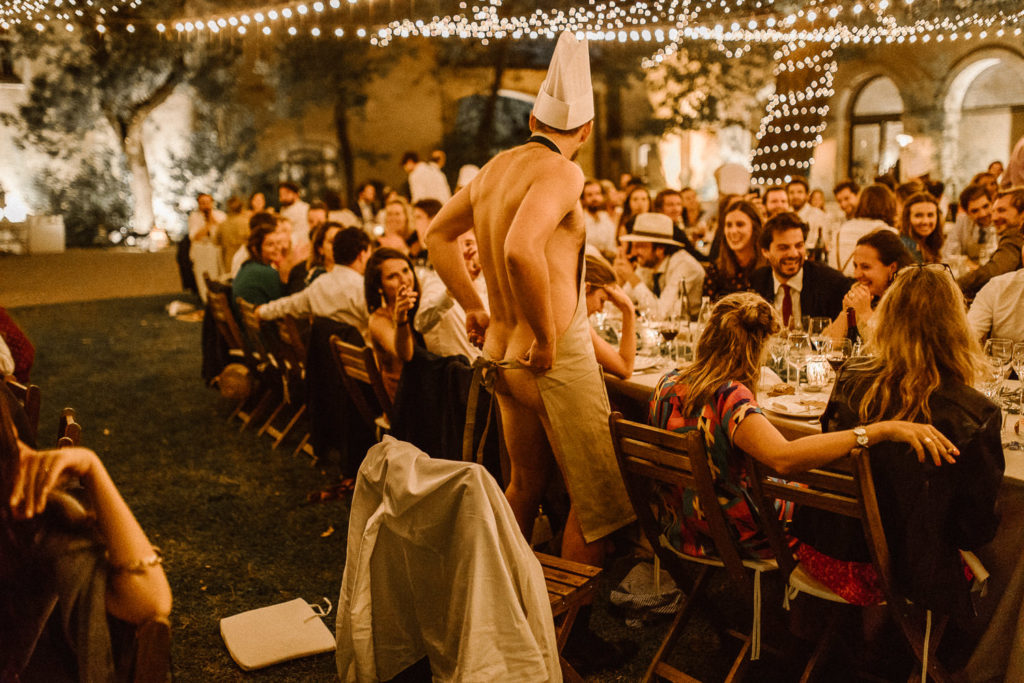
xmin=533 ymin=31 xmax=594 ymax=130
xmin=619 ymin=213 xmax=684 ymax=247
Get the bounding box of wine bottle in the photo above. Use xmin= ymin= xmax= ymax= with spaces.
xmin=846 ymin=307 xmax=860 ymax=345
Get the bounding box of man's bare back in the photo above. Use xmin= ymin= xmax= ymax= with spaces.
xmin=470 ymin=143 xmax=585 ymax=364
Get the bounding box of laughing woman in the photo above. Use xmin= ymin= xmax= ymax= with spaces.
xmin=827 ymin=229 xmax=914 ymax=344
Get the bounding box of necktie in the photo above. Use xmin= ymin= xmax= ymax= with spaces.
xmin=652 ymin=272 xmax=664 ymax=297
xmin=781 ymin=284 xmax=792 ymax=328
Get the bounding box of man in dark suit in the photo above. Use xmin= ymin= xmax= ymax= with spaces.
xmin=750 ymin=212 xmax=850 ymax=326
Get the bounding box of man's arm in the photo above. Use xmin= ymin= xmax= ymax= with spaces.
xmin=959 ymin=232 xmax=1023 ymax=295
xmin=425 ymin=188 xmax=483 ymax=316
xmin=505 ymin=165 xmax=585 ymax=368
xmin=256 ymin=286 xmax=312 ymax=320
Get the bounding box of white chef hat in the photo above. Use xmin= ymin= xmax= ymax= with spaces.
xmin=532 ymin=31 xmax=594 ymax=131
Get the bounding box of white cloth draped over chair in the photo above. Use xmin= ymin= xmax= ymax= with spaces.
xmin=336 ymin=437 xmax=561 ymax=683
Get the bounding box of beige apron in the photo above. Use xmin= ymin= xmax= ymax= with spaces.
xmin=465 ymin=257 xmax=636 ymax=543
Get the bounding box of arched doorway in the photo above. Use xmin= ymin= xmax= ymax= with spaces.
xmin=847 ymin=76 xmax=904 ymax=186
xmin=943 ymin=49 xmax=1024 ymax=191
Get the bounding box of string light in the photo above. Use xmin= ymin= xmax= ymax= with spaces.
xmin=0 ymin=0 xmax=142 ymax=31
xmin=10 ymin=0 xmax=1020 ymax=44
xmin=751 ymin=42 xmax=837 ymax=184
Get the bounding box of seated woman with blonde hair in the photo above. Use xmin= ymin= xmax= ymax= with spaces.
xmin=0 ymin=387 xmax=172 ymax=680
xmin=649 ymin=292 xmax=956 ymax=559
xmin=792 ymin=265 xmax=1002 ymax=612
xmin=584 ymin=255 xmax=636 ymax=379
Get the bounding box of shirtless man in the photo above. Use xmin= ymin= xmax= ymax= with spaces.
xmin=425 ymin=32 xmax=633 ymax=565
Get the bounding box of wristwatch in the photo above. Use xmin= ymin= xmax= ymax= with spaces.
xmin=853 ymin=426 xmax=869 ymax=447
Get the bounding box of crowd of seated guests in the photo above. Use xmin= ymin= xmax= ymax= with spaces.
xmin=193 ymin=147 xmax=1024 ymax=678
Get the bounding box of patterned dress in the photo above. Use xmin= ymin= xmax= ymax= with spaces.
xmin=648 ymin=375 xmax=773 ymax=559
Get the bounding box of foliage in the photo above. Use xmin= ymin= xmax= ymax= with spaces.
xmin=644 ymin=43 xmax=774 ymax=135
xmin=273 ymin=35 xmax=402 ymax=204
xmin=29 ymin=148 xmax=133 ymax=246
xmin=164 ymin=55 xmax=262 ymax=207
xmin=2 ymin=0 xmax=243 ymax=241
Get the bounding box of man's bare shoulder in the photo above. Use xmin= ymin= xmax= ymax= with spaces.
xmin=477 ymin=145 xmax=584 ymax=194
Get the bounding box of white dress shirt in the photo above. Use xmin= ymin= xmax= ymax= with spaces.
xmin=583 ymin=210 xmax=618 ymax=257
xmin=623 ymin=249 xmax=706 ymax=318
xmin=771 ymin=267 xmax=804 ymax=325
xmin=258 ymin=264 xmax=368 ymax=332
xmin=945 ymin=212 xmax=988 ymax=261
xmin=415 ymin=270 xmax=488 ymax=360
xmin=967 ymin=269 xmax=1024 ymax=342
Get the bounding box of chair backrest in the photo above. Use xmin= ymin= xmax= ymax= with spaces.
xmin=745 ymin=449 xmax=898 ymax=605
xmin=275 ymin=315 xmax=308 ymax=378
xmin=608 ymin=412 xmax=749 ymax=586
xmin=330 ymin=335 xmax=394 ymax=428
xmin=236 ymin=298 xmax=273 ymax=363
xmin=206 ymin=283 xmax=247 ymax=353
xmin=5 ymin=378 xmax=40 ymax=445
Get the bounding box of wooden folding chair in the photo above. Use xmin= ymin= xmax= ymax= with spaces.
xmin=609 ymin=412 xmax=778 ymax=683
xmin=329 ymin=335 xmax=393 ymax=439
xmin=746 ymin=448 xmax=952 ymax=683
xmin=236 ymin=298 xmax=291 ymax=438
xmin=207 ymin=287 xmax=271 ymax=428
xmin=536 ymin=552 xmax=602 ymax=683
xmin=267 ymin=314 xmax=311 ymax=450
xmin=5 ymin=378 xmax=41 ymax=444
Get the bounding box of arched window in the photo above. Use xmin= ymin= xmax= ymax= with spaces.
xmin=957 ymin=57 xmax=1024 ymax=184
xmin=848 ymin=77 xmax=904 ymax=186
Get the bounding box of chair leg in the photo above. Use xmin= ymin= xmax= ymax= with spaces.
xmin=239 ymin=390 xmax=275 ymax=432
xmin=642 ymin=564 xmax=712 ymax=683
xmin=273 ymin=404 xmax=306 ymax=449
xmin=292 ymin=432 xmax=314 ymax=460
xmin=896 ymin=610 xmax=951 ymax=683
xmin=799 ymin=609 xmax=838 ymax=683
xmin=257 ymin=400 xmax=286 ymax=437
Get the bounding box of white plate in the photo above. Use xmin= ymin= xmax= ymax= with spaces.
xmin=761 ymin=394 xmax=828 ymax=419
xmin=633 ymin=356 xmax=662 ymax=372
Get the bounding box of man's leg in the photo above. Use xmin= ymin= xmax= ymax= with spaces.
xmin=561 ymin=506 xmax=606 ymax=566
xmin=495 ymin=389 xmax=553 ymax=540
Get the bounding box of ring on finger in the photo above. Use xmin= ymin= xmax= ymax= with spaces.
xmin=923 ymin=437 xmax=933 ymax=444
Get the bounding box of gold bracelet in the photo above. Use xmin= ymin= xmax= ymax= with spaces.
xmin=109 ymin=547 xmax=163 ymax=574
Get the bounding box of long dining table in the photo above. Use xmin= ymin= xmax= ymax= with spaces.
xmin=605 ymin=363 xmax=1024 ymax=681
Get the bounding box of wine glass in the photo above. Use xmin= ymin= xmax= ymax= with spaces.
xmin=1012 ymin=342 xmax=1024 ymax=409
xmin=787 ymin=332 xmax=811 ymax=394
xmin=826 ymin=339 xmax=853 ymax=375
xmin=985 ymin=338 xmax=1013 ymax=401
xmin=809 ymin=317 xmax=831 ymax=352
xmin=766 ymin=335 xmax=788 ymax=381
xmin=985 ymin=338 xmax=1013 ymax=375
